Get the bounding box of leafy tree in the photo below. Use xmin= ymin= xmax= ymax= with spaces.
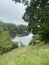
xmin=0 ymin=22 xmax=19 ymax=54
xmin=12 ymin=0 xmax=29 ymax=5
xmin=23 ymin=0 xmax=49 ymax=42
xmin=0 ymin=24 xmax=13 ymax=53
xmin=12 ymin=0 xmax=21 ymax=3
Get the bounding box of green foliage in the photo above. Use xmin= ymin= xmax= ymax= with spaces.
xmin=29 ymin=38 xmax=33 ymax=45
xmin=12 ymin=0 xmax=29 ymax=5
xmin=12 ymin=0 xmax=21 ymax=3
xmin=0 ymin=21 xmax=29 ymax=38
xmin=29 ymin=35 xmax=40 ymax=45
xmin=0 ymin=25 xmax=13 ymax=53
xmin=1 ymin=22 xmax=18 ymax=38
xmin=0 ymin=22 xmax=19 ymax=54
xmin=12 ymin=42 xmax=19 ymax=49
xmin=23 ymin=0 xmax=49 ymax=42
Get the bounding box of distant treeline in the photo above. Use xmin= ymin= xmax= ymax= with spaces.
xmin=0 ymin=21 xmax=29 ymax=38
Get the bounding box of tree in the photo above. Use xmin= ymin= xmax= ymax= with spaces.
xmin=23 ymin=0 xmax=49 ymax=42
xmin=12 ymin=0 xmax=29 ymax=5
xmin=0 ymin=24 xmax=13 ymax=54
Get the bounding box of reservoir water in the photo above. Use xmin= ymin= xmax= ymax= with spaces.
xmin=12 ymin=33 xmax=33 ymax=46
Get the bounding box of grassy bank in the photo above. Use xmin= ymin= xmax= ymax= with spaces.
xmin=0 ymin=43 xmax=49 ymax=65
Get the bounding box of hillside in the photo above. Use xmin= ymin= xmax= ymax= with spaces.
xmin=0 ymin=21 xmax=29 ymax=38
xmin=0 ymin=43 xmax=49 ymax=65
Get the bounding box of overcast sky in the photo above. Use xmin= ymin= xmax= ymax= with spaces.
xmin=0 ymin=0 xmax=28 ymax=25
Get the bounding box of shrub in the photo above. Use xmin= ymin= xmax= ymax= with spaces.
xmin=12 ymin=42 xmax=19 ymax=49
xmin=29 ymin=35 xmax=40 ymax=45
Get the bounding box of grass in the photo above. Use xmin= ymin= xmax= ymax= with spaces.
xmin=0 ymin=43 xmax=49 ymax=65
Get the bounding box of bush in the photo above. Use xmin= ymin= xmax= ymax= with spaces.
xmin=29 ymin=35 xmax=40 ymax=45
xmin=12 ymin=42 xmax=19 ymax=49
xmin=0 ymin=26 xmax=13 ymax=54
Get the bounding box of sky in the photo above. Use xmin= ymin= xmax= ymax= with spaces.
xmin=0 ymin=0 xmax=28 ymax=25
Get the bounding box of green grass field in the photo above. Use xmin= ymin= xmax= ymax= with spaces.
xmin=0 ymin=43 xmax=49 ymax=65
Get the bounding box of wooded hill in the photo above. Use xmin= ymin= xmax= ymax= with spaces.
xmin=0 ymin=21 xmax=29 ymax=38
